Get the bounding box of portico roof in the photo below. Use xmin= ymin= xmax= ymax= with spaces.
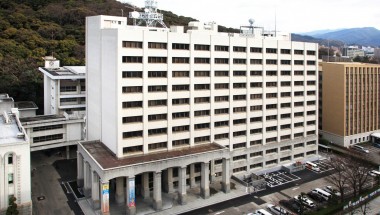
xmin=371 ymin=133 xmax=380 ymax=139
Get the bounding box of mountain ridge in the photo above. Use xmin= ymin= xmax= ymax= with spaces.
xmin=311 ymin=27 xmax=380 ymax=46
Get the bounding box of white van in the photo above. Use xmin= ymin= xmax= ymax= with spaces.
xmin=368 ymin=170 xmax=380 ymax=177
xmin=294 ymin=195 xmax=315 ymax=208
xmin=305 ymin=161 xmax=320 ymax=172
xmin=312 ymin=188 xmax=332 ymax=201
xmin=352 ymin=145 xmax=369 ymax=153
xmin=254 ymin=209 xmax=272 ymax=215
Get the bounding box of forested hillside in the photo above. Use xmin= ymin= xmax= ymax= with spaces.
xmin=0 ymin=0 xmax=202 ymax=111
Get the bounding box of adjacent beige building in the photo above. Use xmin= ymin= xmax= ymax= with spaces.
xmin=320 ymin=62 xmax=380 ymax=147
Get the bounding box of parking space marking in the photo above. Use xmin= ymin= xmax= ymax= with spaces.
xmin=262 ymin=171 xmax=301 ymax=188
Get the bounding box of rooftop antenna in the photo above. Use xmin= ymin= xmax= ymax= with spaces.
xmin=129 ymin=0 xmax=167 ymax=28
xmin=274 ymin=9 xmax=277 ymax=37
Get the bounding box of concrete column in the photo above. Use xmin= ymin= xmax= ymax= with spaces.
xmin=190 ymin=164 xmax=196 ymax=188
xmin=210 ymin=160 xmax=216 ymax=182
xmin=222 ymin=158 xmax=231 ymax=193
xmin=166 ymin=168 xmax=174 ymax=193
xmin=77 ymin=152 xmax=84 ymax=187
xmin=153 ymin=172 xmax=162 ymax=211
xmin=91 ymin=172 xmax=100 ymax=209
xmin=83 ymin=162 xmax=91 ymax=197
xmin=100 ymin=180 xmax=110 ymax=214
xmin=178 ymin=167 xmax=187 ymax=205
xmin=126 ymin=177 xmax=136 ymax=215
xmin=66 ymin=146 xmax=70 ymax=159
xmin=115 ymin=177 xmax=125 ymax=204
xmin=201 ymin=162 xmax=210 ymax=199
xmin=142 ymin=172 xmax=150 ymax=199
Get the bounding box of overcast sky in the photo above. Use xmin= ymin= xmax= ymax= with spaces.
xmin=121 ymin=0 xmax=380 ymax=33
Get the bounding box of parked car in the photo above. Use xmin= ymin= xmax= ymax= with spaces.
xmin=311 ymin=188 xmax=332 ymax=201
xmin=294 ymin=195 xmax=315 ymax=208
xmin=324 ymin=185 xmax=341 ymax=197
xmin=253 ymin=209 xmax=272 ymax=215
xmin=352 ymin=145 xmax=369 ymax=153
xmin=279 ymin=199 xmax=301 ymax=214
xmin=368 ymin=170 xmax=380 ymax=177
xmin=267 ymin=203 xmax=292 ymax=215
xmin=307 ymin=191 xmax=325 ymax=202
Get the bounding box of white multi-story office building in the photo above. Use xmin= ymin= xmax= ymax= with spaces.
xmin=78 ymin=15 xmax=319 ymax=214
xmin=39 ymin=56 xmax=86 ymax=115
xmin=0 ymin=94 xmax=32 ymax=215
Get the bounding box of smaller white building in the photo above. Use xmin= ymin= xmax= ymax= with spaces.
xmin=39 ymin=57 xmax=86 ymax=115
xmin=0 ymin=95 xmax=32 ymax=214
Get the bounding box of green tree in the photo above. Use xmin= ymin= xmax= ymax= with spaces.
xmin=6 ymin=196 xmax=18 ymax=215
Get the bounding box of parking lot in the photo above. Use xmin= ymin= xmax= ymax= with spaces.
xmin=309 ymin=159 xmax=334 ymax=173
xmin=356 ymin=143 xmax=380 ymax=154
xmin=262 ymin=171 xmax=301 ymax=188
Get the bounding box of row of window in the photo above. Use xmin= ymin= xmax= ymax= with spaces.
xmin=122 ymin=41 xmax=316 ymax=56
xmin=33 ymin=134 xmax=64 ymax=143
xmin=122 ymin=70 xmax=317 ymax=78
xmin=122 ymin=56 xmax=316 ymax=65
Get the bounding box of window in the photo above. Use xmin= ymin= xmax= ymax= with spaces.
xmin=123 ymin=131 xmax=143 ymax=138
xmin=194 ymin=84 xmax=210 ymax=90
xmin=8 ymin=173 xmax=13 ymax=184
xmin=266 ymin=104 xmax=277 ymax=110
xmin=281 ymin=70 xmax=291 ymax=76
xmin=194 ymin=71 xmax=210 ymax=77
xmin=123 ymin=71 xmax=142 ymax=78
xmin=123 ymin=146 xmax=143 ymax=154
xmin=294 ymin=143 xmax=304 ymax=148
xmin=172 ymin=85 xmax=189 ymax=91
xmin=60 ymin=86 xmax=76 ymax=92
xmin=266 ymin=93 xmax=277 ymax=98
xmin=194 ymin=136 xmax=210 ymax=143
xmin=33 ymin=134 xmax=63 ymax=143
xmin=215 ymin=133 xmax=229 ymax=140
xmin=307 ymin=130 xmax=316 ymax=135
xmin=233 ymin=70 xmax=246 ymax=76
xmin=233 ymin=155 xmax=247 ymax=161
xmin=172 ymin=112 xmax=189 ymax=119
xmin=172 ymin=98 xmax=189 ymax=105
xmin=148 ymin=85 xmax=167 ymax=92
xmin=250 ymin=140 xmax=262 ymax=146
xmin=281 ymin=103 xmax=291 ymax=108
xmin=215 ymin=58 xmax=229 ymax=64
xmin=233 ymin=83 xmax=246 ymax=89
xmin=233 ymin=131 xmax=246 ymax=137
xmin=148 ymin=71 xmax=167 ymax=77
xmin=294 ymin=50 xmax=304 ymax=55
xmin=148 ymin=114 xmax=167 ymax=121
xmin=194 ymin=58 xmax=210 ymax=64
xmin=307 ymin=81 xmax=316 ymax=85
xmin=250 ymin=82 xmax=262 ymax=88
xmin=307 ymin=50 xmax=316 ymax=55
xmin=266 ymin=48 xmax=277 ymax=54
xmin=215 ymin=108 xmax=229 ymax=115
xmin=294 ymin=70 xmax=304 ymax=76
xmin=250 ymin=70 xmax=262 ymax=76
xmin=266 ymin=70 xmax=277 ymax=76
xmin=194 ymin=110 xmax=210 ymax=117
xmin=266 ymin=115 xmax=277 ymax=121
xmin=294 ymin=81 xmax=304 ymax=86
xmin=148 ymin=128 xmax=167 ymax=136
xmin=294 ymin=153 xmax=304 ymax=158
xmin=250 ymin=128 xmax=262 ymax=134
xmin=294 ymin=122 xmax=303 ymax=127
xmin=123 ymin=116 xmax=143 ymax=124
xmin=307 ymin=111 xmax=316 ymax=115
xmin=307 ymin=100 xmax=316 ymax=106
xmin=281 ymin=124 xmax=291 ymax=129
xmin=233 ymin=142 xmax=246 ymax=149
xmin=215 ymin=121 xmax=229 ymax=127
xmin=215 ymin=83 xmax=229 ymax=90
xmin=233 ymin=46 xmax=246 ymax=52
xmin=194 ymin=97 xmax=210 ymax=103
xmin=251 ymin=163 xmax=263 ymax=169
xmin=148 ymin=57 xmax=168 ymax=63
xmin=122 ymin=56 xmax=143 ymax=63
xmin=307 ymin=140 xmax=316 ymax=146
xmin=233 ymin=95 xmax=246 ymax=101
xmin=172 ymin=57 xmax=189 ymax=64
xmin=148 ymin=99 xmax=167 ymax=107
xmin=307 ymin=120 xmax=316 ymax=125
xmin=233 ymin=119 xmax=246 ymax=125
xmin=281 ymin=114 xmax=291 ymax=119
xmin=281 ymin=49 xmax=291 ymax=54
xmin=194 ymin=123 xmax=210 ymax=130
xmin=33 ymin=124 xmax=64 ymax=132
xmin=281 ymin=92 xmax=291 ymax=97
xmin=266 ymin=82 xmax=277 ymax=87
xmin=215 ymin=71 xmax=229 ymax=76
xmin=250 ymin=47 xmax=262 ymax=53
xmin=194 ymin=44 xmax=210 ymax=51
xmin=8 ymin=154 xmax=13 ymax=164
xmin=149 ymin=142 xmax=167 ymax=150
xmin=172 ymin=125 xmax=190 ymax=133
xmin=215 ymin=45 xmax=229 ymax=52
xmin=250 ymin=117 xmax=262 ymax=123
xmin=214 ymin=96 xmax=229 ymax=102
xmin=123 ymin=101 xmax=142 ymax=108
xmin=280 ymin=156 xmax=291 ymax=162
xmin=294 ymin=91 xmax=304 ymax=97
xmin=307 ymin=150 xmax=317 ymax=155
xmin=281 ymin=146 xmax=292 ymax=151
xmin=294 ymin=60 xmax=304 ymax=65
xmin=122 ymin=41 xmax=142 ymax=48
xmin=307 ymin=70 xmax=316 ymax=75
xmin=281 ymin=60 xmax=291 ymax=65
xmin=172 ymin=71 xmax=189 ymax=77
xmin=250 ymin=59 xmax=262 ymax=64
xmin=250 ymin=94 xmax=262 ymax=100
xmin=148 ymin=42 xmax=167 ymax=49
xmin=266 ymin=137 xmax=277 ymax=143
xmin=294 ymin=112 xmax=304 ymax=117
xmin=266 ymin=159 xmax=278 ymax=165
xmin=250 ymin=105 xmax=262 ymax=111
xmin=307 ymin=60 xmax=316 ymax=65
xmin=172 ymin=139 xmax=190 ymax=146
xmin=307 ymin=91 xmax=316 ymax=95
xmin=233 ymin=107 xmax=246 ymax=113
xmin=172 ymin=43 xmax=189 ymax=50
xmin=233 ymin=166 xmax=247 ymax=173
xmin=266 ymin=148 xmax=278 ymax=154
xmin=266 ymin=59 xmax=277 ymax=65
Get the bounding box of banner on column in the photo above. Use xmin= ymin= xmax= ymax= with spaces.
xmin=102 ymin=183 xmax=110 ymax=212
xmin=128 ymin=178 xmax=136 ymax=207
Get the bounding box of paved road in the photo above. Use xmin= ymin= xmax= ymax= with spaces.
xmin=181 ymin=168 xmax=334 ymax=215
xmin=31 ymin=148 xmax=83 ymax=215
